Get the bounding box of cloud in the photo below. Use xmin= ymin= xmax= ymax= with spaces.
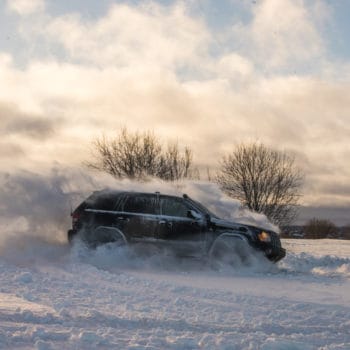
xmin=232 ymin=0 xmax=325 ymax=69
xmin=6 ymin=0 xmax=45 ymax=16
xmin=44 ymin=2 xmax=210 ymax=70
xmin=0 ymin=0 xmax=349 ymax=213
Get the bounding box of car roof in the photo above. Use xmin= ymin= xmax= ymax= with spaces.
xmin=91 ymin=189 xmax=183 ymax=199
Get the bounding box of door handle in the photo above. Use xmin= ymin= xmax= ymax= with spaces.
xmin=117 ymin=217 xmax=130 ymax=222
xmin=159 ymin=220 xmax=172 ymax=228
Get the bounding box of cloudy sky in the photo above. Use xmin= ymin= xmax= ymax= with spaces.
xmin=1 ymin=0 xmax=350 ymax=223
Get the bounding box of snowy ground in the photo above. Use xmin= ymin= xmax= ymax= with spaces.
xmin=0 ymin=238 xmax=349 ymax=350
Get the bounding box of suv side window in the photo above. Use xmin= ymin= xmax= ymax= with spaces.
xmin=123 ymin=195 xmax=157 ymax=215
xmin=161 ymin=197 xmax=192 ymax=218
xmin=86 ymin=193 xmax=119 ymax=211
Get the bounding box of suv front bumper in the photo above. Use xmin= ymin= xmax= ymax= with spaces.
xmin=266 ymin=247 xmax=286 ymax=262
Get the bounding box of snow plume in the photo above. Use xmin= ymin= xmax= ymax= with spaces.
xmin=0 ymin=165 xmax=274 ymax=265
xmin=0 ymin=166 xmax=101 ymax=262
xmin=178 ymin=181 xmax=278 ymax=232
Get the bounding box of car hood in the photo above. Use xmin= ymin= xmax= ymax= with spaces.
xmin=210 ymin=217 xmax=251 ymax=231
xmin=210 ymin=217 xmax=278 ymax=239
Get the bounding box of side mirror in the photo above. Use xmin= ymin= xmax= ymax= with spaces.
xmin=187 ymin=210 xmax=202 ymax=220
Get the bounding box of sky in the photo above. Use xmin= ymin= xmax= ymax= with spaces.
xmin=0 ymin=0 xmax=350 ymax=224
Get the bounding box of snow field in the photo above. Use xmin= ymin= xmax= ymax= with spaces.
xmin=0 ymin=238 xmax=349 ymax=350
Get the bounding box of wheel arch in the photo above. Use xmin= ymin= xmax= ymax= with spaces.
xmin=93 ymin=226 xmax=128 ymax=245
xmin=208 ymin=231 xmax=250 ymax=256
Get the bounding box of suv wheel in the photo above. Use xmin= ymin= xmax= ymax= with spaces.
xmin=209 ymin=235 xmax=251 ymax=268
xmin=92 ymin=227 xmax=126 ymax=248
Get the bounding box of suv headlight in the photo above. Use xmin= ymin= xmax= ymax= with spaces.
xmin=258 ymin=231 xmax=271 ymax=243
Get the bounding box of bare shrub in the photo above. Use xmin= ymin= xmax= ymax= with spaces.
xmin=304 ymin=218 xmax=338 ymax=239
xmin=216 ymin=142 xmax=303 ymax=227
xmin=86 ymin=128 xmax=195 ymax=181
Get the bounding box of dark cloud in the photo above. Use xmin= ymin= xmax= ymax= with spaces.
xmin=0 ymin=103 xmax=60 ymax=139
xmin=317 ymin=183 xmax=350 ymax=197
xmin=5 ymin=117 xmax=55 ymax=138
xmin=297 ymin=205 xmax=350 ymax=226
xmin=0 ymin=141 xmax=25 ymax=157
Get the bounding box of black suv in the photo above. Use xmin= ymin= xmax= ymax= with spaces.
xmin=68 ymin=190 xmax=286 ymax=263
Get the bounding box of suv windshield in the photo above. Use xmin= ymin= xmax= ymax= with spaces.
xmin=185 ymin=197 xmax=220 ymax=219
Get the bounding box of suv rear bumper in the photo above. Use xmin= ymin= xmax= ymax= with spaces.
xmin=67 ymin=229 xmax=77 ymax=243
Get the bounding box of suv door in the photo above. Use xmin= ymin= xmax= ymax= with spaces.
xmin=81 ymin=191 xmax=123 ymax=244
xmin=157 ymin=195 xmax=206 ymax=256
xmin=117 ymin=193 xmax=158 ymax=241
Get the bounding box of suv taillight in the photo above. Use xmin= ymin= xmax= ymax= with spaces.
xmin=71 ymin=211 xmax=81 ymax=227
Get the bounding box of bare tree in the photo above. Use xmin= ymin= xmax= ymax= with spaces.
xmin=216 ymin=142 xmax=303 ymax=227
xmin=157 ymin=143 xmax=193 ymax=181
xmin=86 ymin=128 xmax=196 ymax=181
xmin=304 ymin=218 xmax=338 ymax=239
